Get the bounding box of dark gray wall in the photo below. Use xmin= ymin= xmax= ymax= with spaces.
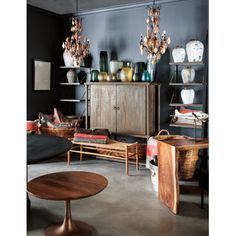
xmin=27 ymin=5 xmax=61 ymax=120
xmin=27 ymin=0 xmax=208 ymax=137
xmin=80 ymin=0 xmax=208 ymax=137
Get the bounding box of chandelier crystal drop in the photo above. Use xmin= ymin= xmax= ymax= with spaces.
xmin=140 ymin=4 xmax=171 ymax=64
xmin=62 ymin=0 xmax=90 ymax=67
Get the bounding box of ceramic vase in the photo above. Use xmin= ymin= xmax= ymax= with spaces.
xmin=181 ymin=88 xmax=195 ymax=104
xmin=181 ymin=68 xmax=195 ymax=83
xmin=63 ymin=51 xmax=73 ymax=67
xmin=110 ymin=60 xmax=123 ymax=75
xmin=66 ymin=69 xmax=76 ymax=83
xmin=186 ymin=40 xmax=204 ymax=62
xmin=98 ymin=72 xmax=108 ymax=82
xmin=172 ymin=46 xmax=186 ymax=63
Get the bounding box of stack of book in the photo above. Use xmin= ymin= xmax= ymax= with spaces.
xmin=171 ymin=107 xmax=208 ymax=126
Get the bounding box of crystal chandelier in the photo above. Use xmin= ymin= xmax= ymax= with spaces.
xmin=62 ymin=0 xmax=90 ymax=66
xmin=140 ymin=2 xmax=171 ymax=64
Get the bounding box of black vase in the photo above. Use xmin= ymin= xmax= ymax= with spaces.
xmin=99 ymin=51 xmax=108 ymax=73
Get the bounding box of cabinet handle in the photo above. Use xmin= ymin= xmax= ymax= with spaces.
xmin=113 ymin=106 xmax=117 ymax=110
xmin=117 ymin=107 xmax=120 ymax=110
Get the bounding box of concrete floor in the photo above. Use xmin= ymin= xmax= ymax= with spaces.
xmin=27 ymin=155 xmax=208 ymax=236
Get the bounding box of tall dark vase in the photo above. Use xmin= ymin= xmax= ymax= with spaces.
xmin=99 ymin=51 xmax=108 ymax=73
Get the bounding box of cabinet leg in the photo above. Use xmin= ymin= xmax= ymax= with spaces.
xmin=136 ymin=144 xmax=139 ymax=170
xmin=67 ymin=151 xmax=71 ymax=165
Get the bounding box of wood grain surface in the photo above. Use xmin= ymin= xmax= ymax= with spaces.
xmin=27 ymin=171 xmax=108 ymax=201
xmin=158 ymin=138 xmax=209 ymax=214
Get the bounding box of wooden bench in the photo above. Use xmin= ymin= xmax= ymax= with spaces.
xmin=67 ymin=139 xmax=140 ymax=176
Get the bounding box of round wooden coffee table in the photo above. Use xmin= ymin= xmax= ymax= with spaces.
xmin=27 ymin=171 xmax=108 ymax=236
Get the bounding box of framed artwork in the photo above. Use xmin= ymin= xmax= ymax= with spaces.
xmin=33 ymin=59 xmax=51 ymax=91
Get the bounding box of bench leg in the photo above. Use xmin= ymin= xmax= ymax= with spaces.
xmin=67 ymin=151 xmax=71 ymax=165
xmin=125 ymin=146 xmax=129 ymax=176
xmin=80 ymin=144 xmax=83 ymax=161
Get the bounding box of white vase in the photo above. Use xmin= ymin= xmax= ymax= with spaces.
xmin=110 ymin=60 xmax=123 ymax=75
xmin=181 ymin=88 xmax=195 ymax=104
xmin=186 ymin=40 xmax=204 ymax=62
xmin=63 ymin=51 xmax=73 ymax=66
xmin=66 ymin=69 xmax=75 ymax=83
xmin=172 ymin=46 xmax=186 ymax=63
xmin=181 ymin=68 xmax=195 ymax=83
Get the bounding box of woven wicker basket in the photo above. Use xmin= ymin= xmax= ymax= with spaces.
xmin=156 ymin=129 xmax=199 ymax=180
xmin=39 ymin=127 xmax=75 ymax=139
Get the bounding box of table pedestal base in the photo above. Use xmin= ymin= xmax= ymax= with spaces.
xmin=43 ymin=220 xmax=93 ymax=236
xmin=44 ymin=200 xmax=93 ymax=236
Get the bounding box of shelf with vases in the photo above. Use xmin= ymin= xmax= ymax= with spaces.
xmin=169 ymin=82 xmax=204 ymax=86
xmin=59 ymin=99 xmax=86 ymax=103
xmin=169 ymin=62 xmax=205 ymax=66
xmin=59 ymin=66 xmax=92 ymax=73
xmin=59 ymin=82 xmax=82 ymax=85
xmin=169 ymin=103 xmax=203 ymax=107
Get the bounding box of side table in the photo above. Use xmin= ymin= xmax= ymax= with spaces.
xmin=27 ymin=171 xmax=108 ymax=236
xmin=158 ymin=138 xmax=209 ymax=214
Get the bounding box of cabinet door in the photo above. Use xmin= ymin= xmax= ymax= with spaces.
xmin=116 ymin=85 xmax=146 ymax=135
xmin=90 ymin=85 xmax=117 ymax=133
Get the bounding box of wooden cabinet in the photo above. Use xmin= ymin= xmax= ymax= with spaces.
xmin=87 ymin=82 xmax=160 ymax=138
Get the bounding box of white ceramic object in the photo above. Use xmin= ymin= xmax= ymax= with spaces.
xmin=63 ymin=51 xmax=73 ymax=66
xmin=66 ymin=69 xmax=75 ymax=83
xmin=172 ymin=46 xmax=186 ymax=63
xmin=181 ymin=88 xmax=195 ymax=104
xmin=181 ymin=68 xmax=195 ymax=83
xmin=110 ymin=60 xmax=123 ymax=74
xmin=186 ymin=40 xmax=204 ymax=62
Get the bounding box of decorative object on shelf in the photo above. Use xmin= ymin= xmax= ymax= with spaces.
xmin=133 ymin=62 xmax=146 ymax=82
xmin=181 ymin=88 xmax=195 ymax=104
xmin=116 ymin=69 xmax=122 ymax=82
xmin=181 ymin=67 xmax=195 ymax=83
xmin=99 ymin=51 xmax=108 ymax=73
xmin=62 ymin=0 xmax=90 ymax=67
xmin=110 ymin=60 xmax=123 ymax=75
xmin=147 ymin=60 xmax=156 ymax=82
xmin=91 ymin=70 xmax=99 ymax=82
xmin=139 ymin=1 xmax=171 ymax=65
xmin=132 ymin=73 xmax=139 ymax=82
xmin=120 ymin=66 xmax=133 ymax=82
xmin=186 ymin=39 xmax=204 ymax=62
xmin=63 ymin=50 xmax=73 ymax=66
xmin=98 ymin=72 xmax=108 ymax=82
xmin=66 ymin=69 xmax=76 ymax=83
xmin=141 ymin=70 xmax=151 ymax=82
xmin=172 ymin=46 xmax=186 ymax=63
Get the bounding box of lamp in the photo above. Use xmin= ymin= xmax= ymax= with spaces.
xmin=140 ymin=0 xmax=171 ymax=64
xmin=62 ymin=0 xmax=90 ymax=67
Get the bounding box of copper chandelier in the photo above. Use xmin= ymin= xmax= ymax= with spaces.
xmin=62 ymin=0 xmax=90 ymax=66
xmin=140 ymin=1 xmax=171 ymax=64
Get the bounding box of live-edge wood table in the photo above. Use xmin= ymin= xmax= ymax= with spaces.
xmin=158 ymin=138 xmax=209 ymax=214
xmin=27 ymin=171 xmax=108 ymax=236
xmin=67 ymin=139 xmax=140 ymax=176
